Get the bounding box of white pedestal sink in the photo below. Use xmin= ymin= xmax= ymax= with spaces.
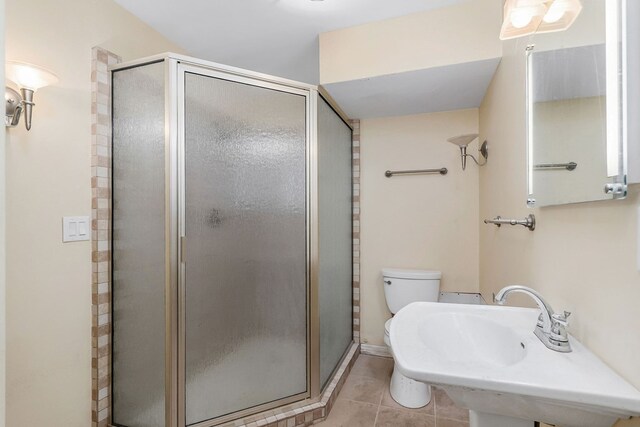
xmin=389 ymin=302 xmax=640 ymax=427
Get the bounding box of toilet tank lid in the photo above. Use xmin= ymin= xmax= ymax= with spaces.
xmin=382 ymin=268 xmax=441 ymax=280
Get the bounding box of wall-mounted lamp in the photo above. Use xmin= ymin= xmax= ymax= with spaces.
xmin=500 ymin=0 xmax=583 ymax=40
xmin=5 ymin=61 xmax=58 ymax=131
xmin=447 ymin=134 xmax=489 ymax=171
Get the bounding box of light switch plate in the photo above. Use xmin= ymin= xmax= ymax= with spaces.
xmin=63 ymin=216 xmax=90 ymax=242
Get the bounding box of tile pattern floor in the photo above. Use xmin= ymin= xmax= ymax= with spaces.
xmin=316 ymin=355 xmax=470 ymax=427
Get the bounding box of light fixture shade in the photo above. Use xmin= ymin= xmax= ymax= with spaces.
xmin=500 ymin=0 xmax=547 ymax=40
xmin=447 ymin=133 xmax=479 ymax=147
xmin=537 ymin=0 xmax=582 ymax=34
xmin=500 ymin=0 xmax=582 ymax=40
xmin=6 ymin=61 xmax=58 ymax=91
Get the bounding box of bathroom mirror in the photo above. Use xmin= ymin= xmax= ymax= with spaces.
xmin=526 ymin=0 xmax=627 ymax=207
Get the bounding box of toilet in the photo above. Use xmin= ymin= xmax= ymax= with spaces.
xmin=382 ymin=268 xmax=441 ymax=408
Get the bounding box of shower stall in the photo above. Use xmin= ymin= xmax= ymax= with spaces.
xmin=110 ymin=54 xmax=353 ymax=427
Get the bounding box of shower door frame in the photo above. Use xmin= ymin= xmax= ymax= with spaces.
xmin=173 ymin=60 xmax=318 ymax=427
xmin=109 ymin=53 xmax=355 ymax=427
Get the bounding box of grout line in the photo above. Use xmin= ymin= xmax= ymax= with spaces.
xmin=433 ymin=386 xmax=438 ymax=421
xmin=372 ymin=402 xmax=381 ymax=427
xmin=378 ymin=382 xmax=385 ymax=406
xmin=372 ymin=381 xmax=385 ymax=427
xmin=436 ymin=416 xmax=471 ymax=425
xmin=336 ymin=397 xmax=380 ymax=408
xmin=346 ymin=372 xmax=387 ymax=383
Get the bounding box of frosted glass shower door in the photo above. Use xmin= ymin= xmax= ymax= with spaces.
xmin=112 ymin=62 xmax=167 ymax=427
xmin=182 ymin=69 xmax=308 ymax=425
xmin=317 ymin=97 xmax=353 ymax=388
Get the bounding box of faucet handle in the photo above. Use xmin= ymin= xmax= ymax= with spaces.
xmin=550 ymin=311 xmax=571 ymax=346
xmin=552 ymin=311 xmax=571 ymax=325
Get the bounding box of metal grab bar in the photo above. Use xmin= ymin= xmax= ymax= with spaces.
xmin=484 ymin=214 xmax=536 ymax=231
xmin=384 ymin=168 xmax=448 ymax=178
xmin=534 ymin=162 xmax=577 ymax=171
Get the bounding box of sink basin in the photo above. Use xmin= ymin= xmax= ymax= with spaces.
xmin=390 ymin=302 xmax=640 ymax=427
xmin=418 ymin=312 xmax=526 ymax=368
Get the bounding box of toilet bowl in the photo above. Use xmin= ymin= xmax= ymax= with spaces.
xmin=382 ymin=268 xmax=441 ymax=409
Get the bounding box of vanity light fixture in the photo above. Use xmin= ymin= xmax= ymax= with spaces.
xmin=500 ymin=0 xmax=583 ymax=40
xmin=5 ymin=61 xmax=58 ymax=131
xmin=447 ymin=134 xmax=488 ymax=171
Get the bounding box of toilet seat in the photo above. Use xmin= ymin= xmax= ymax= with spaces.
xmin=385 ymin=318 xmax=392 ymax=336
xmin=384 ymin=318 xmax=392 ymax=347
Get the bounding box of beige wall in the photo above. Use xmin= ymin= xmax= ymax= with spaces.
xmin=0 ymin=0 xmax=6 ymax=425
xmin=479 ymin=37 xmax=640 ymax=427
xmin=318 ymin=0 xmax=502 ymax=85
xmin=359 ymin=109 xmax=479 ymax=346
xmin=5 ymin=0 xmax=184 ymax=425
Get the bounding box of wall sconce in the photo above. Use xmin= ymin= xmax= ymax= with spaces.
xmin=5 ymin=61 xmax=58 ymax=131
xmin=447 ymin=134 xmax=489 ymax=171
xmin=500 ymin=0 xmax=583 ymax=40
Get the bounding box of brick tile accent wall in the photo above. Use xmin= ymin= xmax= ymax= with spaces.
xmin=351 ymin=120 xmax=361 ymax=344
xmin=91 ymin=46 xmax=120 ymax=427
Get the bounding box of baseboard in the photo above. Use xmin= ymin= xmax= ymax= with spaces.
xmin=360 ymin=343 xmax=392 ymax=358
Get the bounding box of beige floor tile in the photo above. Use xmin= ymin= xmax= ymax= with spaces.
xmin=375 ymin=406 xmax=436 ymax=427
xmin=379 ymin=382 xmax=435 ymax=416
xmin=435 ymin=417 xmax=470 ymax=427
xmin=315 ymin=355 xmax=472 ymax=427
xmin=340 ymin=373 xmax=386 ymax=405
xmin=316 ymin=399 xmax=378 ymax=427
xmin=434 ymin=388 xmax=469 ymax=422
xmin=350 ymin=355 xmax=394 ymax=381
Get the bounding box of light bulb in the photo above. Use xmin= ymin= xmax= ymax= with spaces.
xmin=543 ymin=1 xmax=566 ymax=23
xmin=510 ymin=8 xmax=534 ymax=28
xmin=6 ymin=61 xmax=58 ymax=91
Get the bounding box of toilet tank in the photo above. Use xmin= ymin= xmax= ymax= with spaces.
xmin=382 ymin=268 xmax=441 ymax=314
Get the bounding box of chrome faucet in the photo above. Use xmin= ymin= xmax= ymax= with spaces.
xmin=494 ymin=285 xmax=572 ymax=353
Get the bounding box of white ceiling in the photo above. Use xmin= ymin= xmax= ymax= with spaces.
xmin=322 ymin=58 xmax=501 ymax=119
xmin=114 ymin=0 xmax=467 ymax=83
